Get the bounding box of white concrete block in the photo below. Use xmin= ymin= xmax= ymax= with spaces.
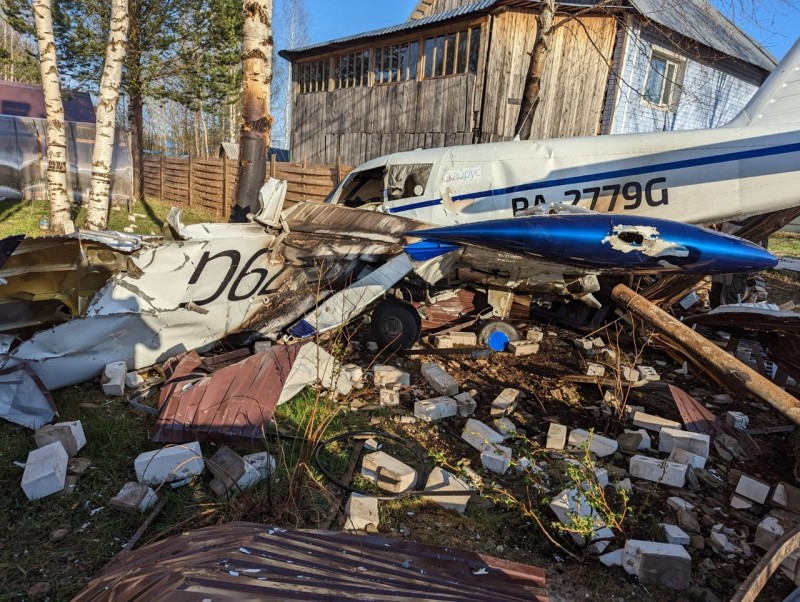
xmin=629 ymin=455 xmax=687 ymax=488
xmin=735 ymin=474 xmax=771 ymax=504
xmin=125 ymin=371 xmax=144 ymax=389
xmin=373 ymin=365 xmax=410 ymax=387
xmin=622 ymin=367 xmax=640 ymax=382
xmin=772 ymin=482 xmax=800 ymax=512
xmin=449 ymin=331 xmax=478 ymax=346
xmin=667 ymin=497 xmax=694 ymax=512
xmin=110 ymin=482 xmax=157 ymax=514
xmin=546 ymin=423 xmax=568 ymax=450
xmin=668 ymin=447 xmax=706 ymax=470
xmin=101 ymin=361 xmax=127 ymax=396
xmin=725 ymin=411 xmax=749 ymax=430
xmin=21 ymin=441 xmax=69 ymax=501
xmin=461 ymin=418 xmax=504 ymax=452
xmin=622 ymin=540 xmax=691 ymax=590
xmin=509 ymin=340 xmax=539 ymax=356
xmin=344 ymin=493 xmax=379 ymax=531
xmin=243 ymin=452 xmax=276 ymax=478
xmin=660 ymin=524 xmax=691 ymax=545
xmin=134 ymin=442 xmax=204 ymax=486
xmin=658 ymin=427 xmax=710 ymax=459
xmin=632 ymin=411 xmax=682 ymax=432
xmin=526 ymin=328 xmax=544 ymax=343
xmin=379 ymin=383 xmax=401 ymax=407
xmin=624 ymin=428 xmax=651 ymax=450
xmin=34 ymin=421 xmax=86 ymax=457
xmin=424 ymin=467 xmax=471 ymax=513
xmin=549 ymin=487 xmax=614 ymax=554
xmin=433 ymin=335 xmax=453 ymax=349
xmin=490 ymin=388 xmax=520 ymax=417
xmin=585 ymin=362 xmax=606 ymax=377
xmin=709 ymin=531 xmax=736 ymax=555
xmin=600 ymin=549 xmax=624 ymax=567
xmin=567 ymin=429 xmax=618 ymax=458
xmin=730 ymin=494 xmax=755 ymax=511
xmin=414 ymin=396 xmax=457 ymax=422
xmin=208 ymin=446 xmax=263 ymax=496
xmin=420 ymin=362 xmax=459 ymax=396
xmin=637 ymin=365 xmax=660 ymax=381
xmin=573 ymin=338 xmax=593 ymax=351
xmin=453 ymin=391 xmax=477 ymax=417
xmin=480 ymin=444 xmax=512 ymax=475
xmin=492 ymin=417 xmax=516 ymax=439
xmin=361 ymin=451 xmax=417 ymax=493
xmin=343 ymin=364 xmax=364 ymax=383
xmin=755 ymin=516 xmax=785 ymax=550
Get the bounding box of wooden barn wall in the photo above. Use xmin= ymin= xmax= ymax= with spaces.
xmin=293 ymin=75 xmax=477 ymax=166
xmin=479 ymin=10 xmax=538 ymax=141
xmin=530 ymin=15 xmax=618 ymax=139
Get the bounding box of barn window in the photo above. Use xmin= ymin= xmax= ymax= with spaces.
xmin=335 ymin=50 xmax=371 ymax=89
xmin=424 ymin=26 xmax=480 ymax=79
xmin=644 ymin=51 xmax=684 ymax=109
xmin=298 ymin=58 xmax=330 ymax=94
xmin=375 ymin=41 xmax=419 ymax=84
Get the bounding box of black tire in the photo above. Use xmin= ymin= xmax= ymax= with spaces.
xmin=477 ymin=320 xmax=521 ymax=351
xmin=371 ymin=298 xmax=422 ymax=351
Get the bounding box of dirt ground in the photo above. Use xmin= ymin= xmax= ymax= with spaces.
xmin=2 ymin=267 xmax=799 ymax=600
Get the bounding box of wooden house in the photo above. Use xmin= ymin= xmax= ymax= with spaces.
xmin=280 ymin=0 xmax=775 ymax=167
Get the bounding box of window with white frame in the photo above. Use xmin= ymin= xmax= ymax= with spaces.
xmin=643 ymin=51 xmax=684 ymax=109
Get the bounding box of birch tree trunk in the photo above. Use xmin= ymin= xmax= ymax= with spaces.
xmin=32 ymin=0 xmax=73 ymax=234
xmin=85 ymin=0 xmax=129 ymax=231
xmin=514 ymin=0 xmax=554 ymax=141
xmin=234 ymin=0 xmax=272 ymax=222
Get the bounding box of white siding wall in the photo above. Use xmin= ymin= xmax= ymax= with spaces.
xmin=609 ymin=21 xmax=763 ymax=135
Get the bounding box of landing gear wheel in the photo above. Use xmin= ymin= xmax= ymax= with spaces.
xmin=478 ymin=320 xmax=521 ymax=352
xmin=371 ymin=298 xmax=422 ymax=351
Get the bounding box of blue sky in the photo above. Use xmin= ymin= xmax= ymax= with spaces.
xmin=301 ymin=0 xmax=799 ymax=60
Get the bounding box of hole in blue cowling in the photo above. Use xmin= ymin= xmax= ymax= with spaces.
xmin=618 ymin=231 xmax=645 ymax=246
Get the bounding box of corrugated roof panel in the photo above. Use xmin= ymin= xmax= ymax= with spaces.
xmin=74 ymin=523 xmax=549 ymax=601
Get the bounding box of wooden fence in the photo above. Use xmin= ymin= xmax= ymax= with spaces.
xmin=143 ymin=155 xmax=353 ymax=217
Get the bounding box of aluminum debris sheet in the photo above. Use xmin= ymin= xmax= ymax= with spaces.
xmin=0 ymin=364 xmax=56 ymax=430
xmin=73 ymin=522 xmax=548 ymax=601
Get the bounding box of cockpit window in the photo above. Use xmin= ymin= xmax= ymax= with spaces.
xmin=386 ymin=163 xmax=432 ymax=201
xmin=335 ymin=166 xmax=385 ymax=208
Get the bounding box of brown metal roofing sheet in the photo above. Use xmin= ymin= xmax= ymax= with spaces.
xmin=73 ymin=522 xmax=548 ymax=601
xmin=152 ymin=345 xmax=300 ymax=446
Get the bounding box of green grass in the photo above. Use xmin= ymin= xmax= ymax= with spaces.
xmin=0 ymin=197 xmax=220 ymax=239
xmin=769 ymin=232 xmax=800 ymax=257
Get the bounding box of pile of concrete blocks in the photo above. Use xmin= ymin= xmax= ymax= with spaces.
xmin=373 ymin=364 xmax=409 ymax=407
xmin=134 ymin=441 xmax=205 ymax=488
xmin=549 ymin=487 xmax=615 ymax=554
xmin=461 ymin=418 xmax=512 ymax=475
xmin=21 ymin=420 xmax=88 ymax=501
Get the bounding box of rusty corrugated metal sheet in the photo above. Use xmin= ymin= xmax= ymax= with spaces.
xmin=152 ymin=345 xmax=300 ymax=446
xmin=73 ymin=522 xmax=548 ymax=601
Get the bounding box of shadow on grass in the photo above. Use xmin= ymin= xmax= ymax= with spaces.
xmin=140 ymin=197 xmax=166 ymax=229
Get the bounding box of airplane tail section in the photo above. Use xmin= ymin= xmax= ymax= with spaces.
xmin=727 ymin=38 xmax=800 ymax=128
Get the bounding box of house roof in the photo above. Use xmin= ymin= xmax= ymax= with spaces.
xmin=0 ymin=81 xmax=96 ymax=123
xmin=282 ymin=0 xmax=775 ymax=72
xmin=629 ymin=0 xmax=776 ymax=71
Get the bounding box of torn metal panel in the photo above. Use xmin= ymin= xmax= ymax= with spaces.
xmin=73 ymin=522 xmax=548 ymax=601
xmin=152 ymin=342 xmax=349 ymax=445
xmin=0 ymin=364 xmax=56 ymax=430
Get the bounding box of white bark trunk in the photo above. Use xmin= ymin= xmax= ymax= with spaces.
xmin=235 ymin=0 xmax=273 ymax=220
xmin=85 ymin=0 xmax=129 ymax=231
xmin=32 ymin=0 xmax=73 ymax=234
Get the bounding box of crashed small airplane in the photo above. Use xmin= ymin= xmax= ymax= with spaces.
xmin=1 ymin=39 xmax=799 ymax=391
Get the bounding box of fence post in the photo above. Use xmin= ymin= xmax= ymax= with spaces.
xmin=270 ymin=153 xmax=276 ymax=180
xmin=187 ymin=156 xmax=193 ymax=208
xmin=221 ymin=157 xmax=228 ymax=220
xmin=159 ymin=155 xmax=164 ymax=202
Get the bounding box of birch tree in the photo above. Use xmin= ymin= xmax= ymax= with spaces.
xmin=31 ymin=0 xmax=72 ymax=234
xmin=85 ymin=0 xmax=128 ymax=231
xmin=234 ymin=0 xmax=272 ymax=221
xmin=272 ymin=0 xmax=309 ymax=149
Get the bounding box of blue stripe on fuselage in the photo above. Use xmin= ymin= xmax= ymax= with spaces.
xmin=386 ymin=140 xmax=800 ymax=214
